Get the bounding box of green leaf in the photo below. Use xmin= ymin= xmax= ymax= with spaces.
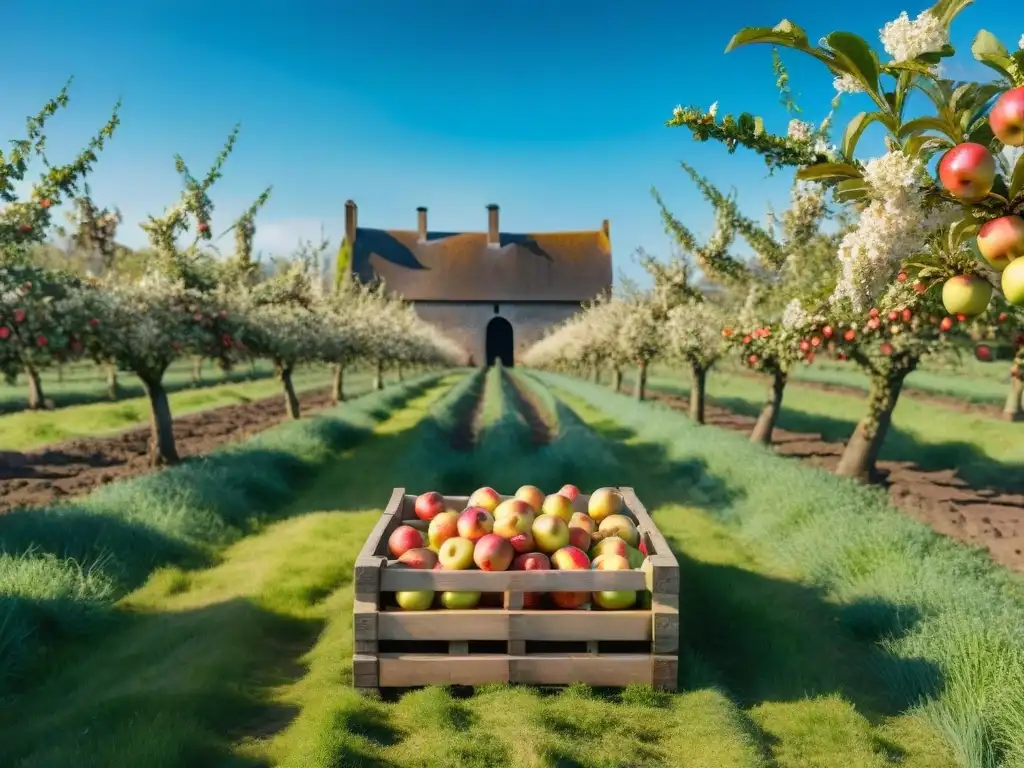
xmin=918 ymin=44 xmax=957 ymax=63
xmin=881 ymin=60 xmax=937 ymax=76
xmin=929 ymin=0 xmax=973 ymax=28
xmin=841 ymin=111 xmax=881 ymax=159
xmin=795 ymin=162 xmax=862 ymax=182
xmin=834 ymin=178 xmax=871 ymax=202
xmin=904 ymin=133 xmax=953 ymax=158
xmin=898 ymin=116 xmax=957 ymax=140
xmin=948 ymin=217 xmax=980 ymax=250
xmin=966 ymin=119 xmax=994 ymax=147
xmin=825 ymin=31 xmax=881 ymax=95
xmin=972 ymin=30 xmax=1020 ymax=82
xmin=1010 ymin=152 xmax=1024 ymax=200
xmin=725 ymin=23 xmax=809 ymax=53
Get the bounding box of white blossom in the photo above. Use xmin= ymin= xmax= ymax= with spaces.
xmin=880 ymin=10 xmax=948 ymax=63
xmin=708 ymin=101 xmax=719 ymax=118
xmin=834 ymin=73 xmax=865 ymax=94
xmin=787 ymin=119 xmax=814 ymax=142
xmin=781 ymin=298 xmax=812 ymax=330
xmin=673 ymin=105 xmax=684 ymax=119
xmin=1019 ymin=34 xmax=1024 ymax=49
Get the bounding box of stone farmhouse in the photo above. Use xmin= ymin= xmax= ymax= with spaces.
xmin=342 ymin=201 xmax=613 ymax=366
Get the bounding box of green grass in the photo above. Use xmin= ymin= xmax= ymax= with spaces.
xmin=0 ymin=368 xmax=372 ymax=452
xmin=0 ymin=374 xmax=445 ymax=691
xmin=624 ymin=367 xmax=1024 ymax=493
xmin=543 ymin=371 xmax=1024 ymax=768
xmin=703 ymin=353 xmax=1014 ymax=406
xmin=0 ymin=366 xmax=975 ymax=767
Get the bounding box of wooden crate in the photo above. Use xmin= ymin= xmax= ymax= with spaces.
xmin=353 ymin=487 xmax=679 ymax=694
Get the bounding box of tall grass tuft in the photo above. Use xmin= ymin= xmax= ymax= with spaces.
xmin=538 ymin=371 xmax=1024 ymax=768
xmin=0 ymin=374 xmax=440 ymax=691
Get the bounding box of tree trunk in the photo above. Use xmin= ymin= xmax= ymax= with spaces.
xmin=331 ymin=364 xmax=346 ymax=404
xmin=143 ymin=377 xmax=178 ymax=466
xmin=749 ymin=370 xmax=788 ymax=446
xmin=374 ymin=360 xmax=384 ymax=391
xmin=25 ymin=365 xmax=44 ymax=410
xmin=835 ymin=366 xmax=912 ymax=482
xmin=397 ymin=364 xmax=404 ymax=382
xmin=636 ymin=361 xmax=648 ymax=402
xmin=249 ymin=360 xmax=258 ymax=379
xmin=105 ymin=364 xmax=120 ymax=401
xmin=191 ymin=357 xmax=202 ymax=387
xmin=613 ymin=368 xmax=622 ymax=393
xmin=57 ymin=364 xmax=64 ymax=384
xmin=689 ymin=364 xmax=707 ymax=424
xmin=1003 ymin=374 xmax=1023 ymax=422
xmin=278 ymin=365 xmax=301 ymax=419
xmin=592 ymin=365 xmax=600 ymax=384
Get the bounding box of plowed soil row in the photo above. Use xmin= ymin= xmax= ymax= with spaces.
xmin=503 ymin=371 xmax=555 ymax=445
xmin=0 ymin=388 xmax=337 ymax=513
xmin=629 ymin=386 xmax=1024 ymax=572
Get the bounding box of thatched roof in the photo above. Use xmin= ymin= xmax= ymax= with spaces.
xmin=347 ymin=212 xmax=612 ymax=302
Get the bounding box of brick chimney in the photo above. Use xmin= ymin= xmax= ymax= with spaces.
xmin=344 ymin=200 xmax=357 ymax=245
xmin=602 ymin=219 xmax=610 ymax=238
xmin=486 ymin=204 xmax=500 ymax=248
xmin=417 ymin=207 xmax=427 ymax=241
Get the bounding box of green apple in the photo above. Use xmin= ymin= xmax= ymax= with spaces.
xmin=1002 ymin=257 xmax=1024 ymax=306
xmin=592 ymin=590 xmax=637 ymax=610
xmin=395 ymin=590 xmax=434 ymax=610
xmin=440 ymin=591 xmax=482 ymax=609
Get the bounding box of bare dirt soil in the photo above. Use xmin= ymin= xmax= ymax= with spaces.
xmin=0 ymin=388 xmax=336 ymax=513
xmin=633 ymin=386 xmax=1024 ymax=573
xmin=449 ymin=377 xmax=486 ymax=451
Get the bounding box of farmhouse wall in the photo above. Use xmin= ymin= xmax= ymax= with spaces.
xmin=411 ymin=301 xmax=583 ymax=365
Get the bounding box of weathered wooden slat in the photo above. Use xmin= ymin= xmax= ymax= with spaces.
xmin=377 ymin=609 xmax=652 ymax=642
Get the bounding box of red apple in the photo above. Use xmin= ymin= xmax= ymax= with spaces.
xmin=591 ymin=553 xmax=630 ymax=571
xmin=1003 ymin=257 xmax=1024 ymax=306
xmin=587 ymin=487 xmax=624 ymax=523
xmin=0 ymin=327 xmax=9 ymax=340
xmin=558 ymin=484 xmax=580 ymax=501
xmin=388 ymin=525 xmax=424 ymax=558
xmin=941 ymin=274 xmax=992 ymax=317
xmin=515 ymin=485 xmax=545 ymax=513
xmin=493 ymin=510 xmax=535 ymax=553
xmin=977 ymin=216 xmax=1024 ymax=272
xmin=989 ymin=86 xmax=1024 ymax=147
xmin=467 ymin=486 xmax=501 ymax=513
xmin=938 ymin=143 xmax=996 ymax=202
xmin=414 ymin=491 xmax=446 ymax=522
xmin=531 ymin=514 xmax=570 ymax=554
xmin=569 ymin=512 xmax=595 ymax=535
xmin=427 ymin=510 xmax=459 ymax=550
xmin=568 ymin=526 xmax=591 ymax=552
xmin=638 ymin=540 xmax=648 ymax=557
xmin=940 ymin=316 xmax=955 ymax=332
xmin=457 ymin=506 xmax=494 ymax=542
xmin=541 ymin=493 xmax=574 ymax=523
xmin=550 ymin=546 xmax=591 ymax=609
xmin=975 ymin=344 xmax=993 ymax=362
xmin=397 ymin=547 xmax=438 ymax=570
xmin=473 ymin=533 xmax=515 ymax=571
xmin=437 ymin=537 xmax=475 ymax=570
xmin=597 ymin=514 xmax=640 ymax=548
xmin=512 ymin=552 xmax=550 ymax=608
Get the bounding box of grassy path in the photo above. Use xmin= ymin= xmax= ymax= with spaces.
xmin=0 ymin=370 xmax=370 ymax=451
xmin=1 ymin=372 xmax=959 ymax=767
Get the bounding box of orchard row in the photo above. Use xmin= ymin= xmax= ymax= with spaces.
xmin=0 ymin=87 xmax=461 ymax=465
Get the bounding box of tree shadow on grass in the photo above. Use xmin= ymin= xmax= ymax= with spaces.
xmin=0 ymin=597 xmax=328 ymax=768
xmin=587 ymin=417 xmax=945 ymax=720
xmin=644 ymin=378 xmax=1024 ymax=495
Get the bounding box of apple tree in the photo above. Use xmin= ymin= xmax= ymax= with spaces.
xmin=1 ymin=82 xmax=121 ymax=408
xmin=664 ymin=298 xmax=726 ymax=423
xmin=662 ymin=3 xmax=1024 ymax=478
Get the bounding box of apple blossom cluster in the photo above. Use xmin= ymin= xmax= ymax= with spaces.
xmin=879 ymin=10 xmax=948 ymax=66
xmin=787 ymin=119 xmax=814 ymax=142
xmin=832 ymin=150 xmax=956 ymax=311
xmin=664 ymin=302 xmax=725 ymax=368
xmin=834 ymin=73 xmax=865 ymax=95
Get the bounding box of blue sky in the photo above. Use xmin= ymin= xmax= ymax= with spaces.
xmin=2 ymin=0 xmax=1014 ymax=286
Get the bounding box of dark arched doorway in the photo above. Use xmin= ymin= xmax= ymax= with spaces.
xmin=485 ymin=317 xmax=514 ymax=367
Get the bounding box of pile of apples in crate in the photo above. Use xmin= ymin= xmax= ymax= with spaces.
xmin=387 ymin=484 xmax=649 ymax=612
